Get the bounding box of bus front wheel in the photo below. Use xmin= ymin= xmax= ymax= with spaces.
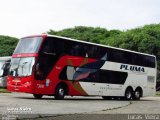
xmin=33 ymin=94 xmax=43 ymax=99
xmin=55 ymin=85 xmax=65 ymax=100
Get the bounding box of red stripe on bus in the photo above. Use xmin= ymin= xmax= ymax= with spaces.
xmin=12 ymin=53 xmax=38 ymax=58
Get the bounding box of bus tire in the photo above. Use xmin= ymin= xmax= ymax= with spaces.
xmin=133 ymin=88 xmax=142 ymax=100
xmin=55 ymin=85 xmax=65 ymax=100
xmin=124 ymin=88 xmax=132 ymax=100
xmin=33 ymin=94 xmax=43 ymax=99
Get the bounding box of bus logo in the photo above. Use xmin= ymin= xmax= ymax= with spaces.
xmin=120 ymin=64 xmax=145 ymax=72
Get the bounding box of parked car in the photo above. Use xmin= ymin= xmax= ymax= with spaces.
xmin=0 ymin=56 xmax=11 ymax=88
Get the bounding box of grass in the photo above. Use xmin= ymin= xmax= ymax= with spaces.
xmin=156 ymin=91 xmax=160 ymax=96
xmin=0 ymin=88 xmax=11 ymax=93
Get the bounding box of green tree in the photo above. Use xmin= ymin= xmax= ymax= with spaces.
xmin=0 ymin=35 xmax=18 ymax=56
xmin=48 ymin=26 xmax=111 ymax=43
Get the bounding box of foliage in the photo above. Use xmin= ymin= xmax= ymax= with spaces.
xmin=0 ymin=88 xmax=11 ymax=93
xmin=0 ymin=35 xmax=18 ymax=56
xmin=48 ymin=26 xmax=122 ymax=44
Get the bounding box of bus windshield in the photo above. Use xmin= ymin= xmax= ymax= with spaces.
xmin=14 ymin=37 xmax=43 ymax=54
xmin=9 ymin=57 xmax=35 ymax=77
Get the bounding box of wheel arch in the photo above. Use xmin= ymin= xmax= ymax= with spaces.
xmin=125 ymin=86 xmax=134 ymax=93
xmin=55 ymin=82 xmax=69 ymax=95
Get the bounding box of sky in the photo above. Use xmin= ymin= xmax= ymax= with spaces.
xmin=0 ymin=0 xmax=160 ymax=38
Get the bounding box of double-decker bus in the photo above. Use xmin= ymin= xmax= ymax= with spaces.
xmin=7 ymin=34 xmax=157 ymax=100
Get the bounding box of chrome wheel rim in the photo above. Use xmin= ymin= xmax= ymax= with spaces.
xmin=59 ymin=88 xmax=64 ymax=96
xmin=135 ymin=91 xmax=140 ymax=98
xmin=126 ymin=91 xmax=132 ymax=99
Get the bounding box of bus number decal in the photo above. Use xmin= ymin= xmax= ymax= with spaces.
xmin=37 ymin=84 xmax=45 ymax=88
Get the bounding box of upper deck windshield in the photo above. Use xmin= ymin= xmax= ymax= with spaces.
xmin=14 ymin=37 xmax=43 ymax=54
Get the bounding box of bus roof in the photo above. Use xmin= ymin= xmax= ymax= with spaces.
xmin=23 ymin=34 xmax=156 ymax=58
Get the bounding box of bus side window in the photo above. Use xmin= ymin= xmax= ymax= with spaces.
xmin=64 ymin=41 xmax=87 ymax=57
xmin=35 ymin=37 xmax=62 ymax=80
xmin=64 ymin=41 xmax=74 ymax=55
xmin=41 ymin=39 xmax=56 ymax=55
xmin=96 ymin=47 xmax=108 ymax=60
xmin=71 ymin=43 xmax=86 ymax=57
xmin=87 ymin=45 xmax=98 ymax=58
xmin=99 ymin=70 xmax=127 ymax=84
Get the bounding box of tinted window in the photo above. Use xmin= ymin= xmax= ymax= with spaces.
xmin=59 ymin=66 xmax=98 ymax=82
xmin=132 ymin=53 xmax=155 ymax=68
xmin=59 ymin=66 xmax=128 ymax=84
xmin=145 ymin=56 xmax=155 ymax=68
xmin=35 ymin=37 xmax=63 ymax=80
xmin=86 ymin=45 xmax=98 ymax=58
xmin=40 ymin=37 xmax=156 ymax=68
xmin=99 ymin=70 xmax=128 ymax=84
xmin=96 ymin=47 xmax=108 ymax=60
xmin=64 ymin=41 xmax=87 ymax=57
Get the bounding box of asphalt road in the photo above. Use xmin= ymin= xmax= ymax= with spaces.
xmin=0 ymin=93 xmax=129 ymax=119
xmin=95 ymin=96 xmax=160 ymax=114
xmin=0 ymin=93 xmax=160 ymax=120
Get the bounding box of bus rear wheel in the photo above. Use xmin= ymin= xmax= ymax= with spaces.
xmin=124 ymin=88 xmax=132 ymax=100
xmin=133 ymin=88 xmax=141 ymax=100
xmin=55 ymin=85 xmax=65 ymax=100
xmin=33 ymin=94 xmax=43 ymax=99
